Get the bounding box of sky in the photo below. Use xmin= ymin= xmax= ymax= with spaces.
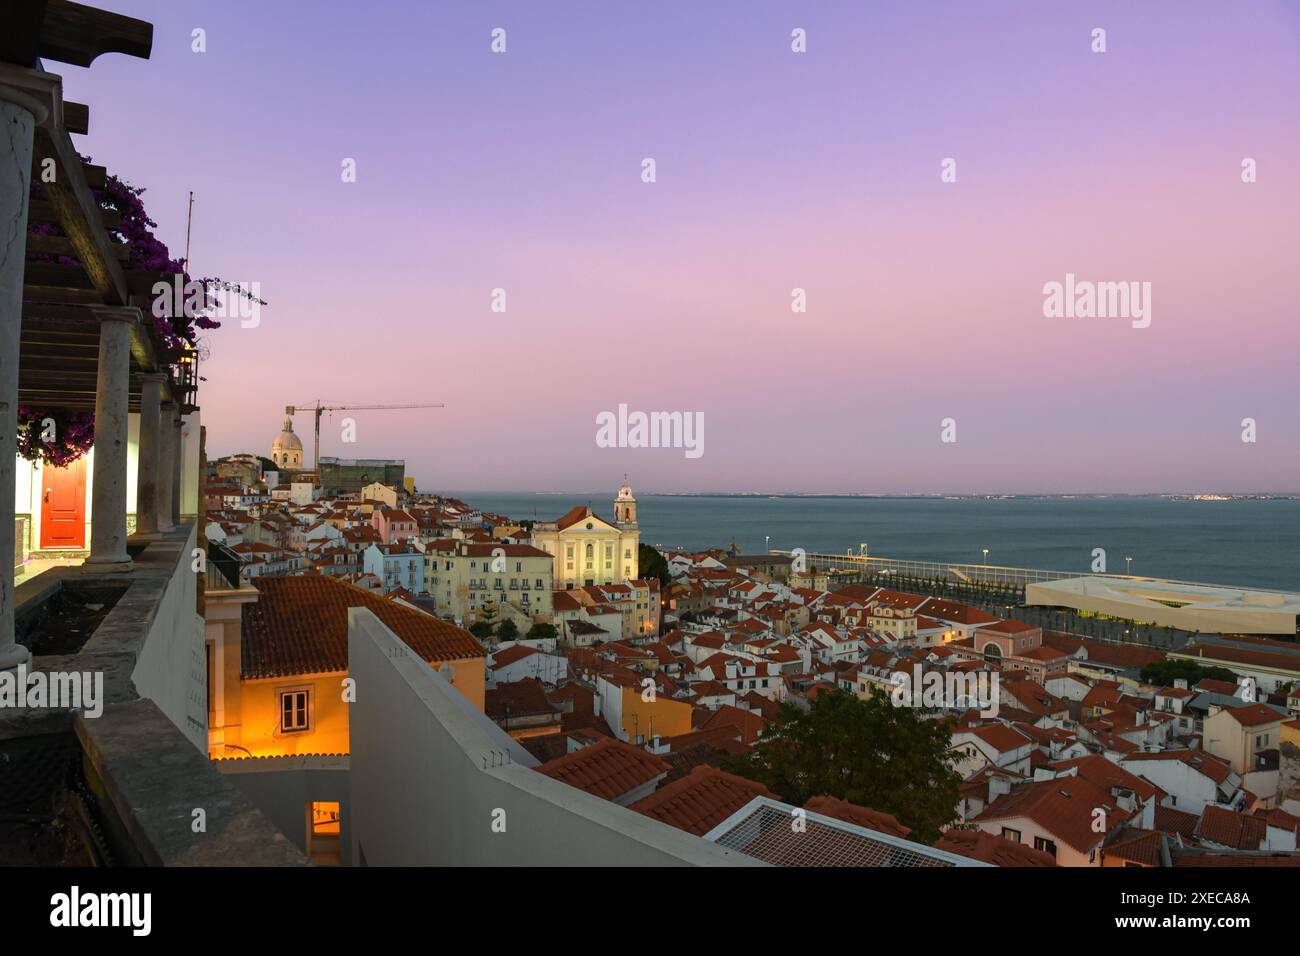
xmin=60 ymin=1 xmax=1300 ymax=494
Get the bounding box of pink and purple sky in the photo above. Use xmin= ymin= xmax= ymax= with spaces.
xmin=62 ymin=1 xmax=1300 ymax=493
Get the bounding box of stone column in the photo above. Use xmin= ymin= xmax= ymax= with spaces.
xmin=157 ymin=401 xmax=177 ymax=533
xmin=171 ymin=408 xmax=184 ymax=524
xmin=83 ymin=306 xmax=140 ymax=573
xmin=134 ymin=373 xmax=166 ymax=537
xmin=0 ymin=81 xmax=48 ymax=670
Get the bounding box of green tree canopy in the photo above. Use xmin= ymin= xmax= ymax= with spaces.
xmin=525 ymin=621 xmax=559 ymax=642
xmin=638 ymin=544 xmax=671 ymax=588
xmin=497 ymin=619 xmax=520 ymax=642
xmin=1140 ymin=658 xmax=1237 ymax=687
xmin=725 ymin=689 xmax=961 ymax=844
xmin=468 ymin=621 xmax=494 ymax=640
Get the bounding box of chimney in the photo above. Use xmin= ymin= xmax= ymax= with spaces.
xmin=988 ymin=775 xmax=1012 ymax=802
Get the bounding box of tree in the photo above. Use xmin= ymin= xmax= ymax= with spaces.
xmin=497 ymin=619 xmax=520 ymax=642
xmin=1140 ymin=658 xmax=1237 ymax=687
xmin=725 ymin=689 xmax=961 ymax=844
xmin=638 ymin=543 xmax=671 ymax=587
xmin=525 ymin=621 xmax=559 ymax=642
xmin=470 ymin=603 xmax=499 ymax=640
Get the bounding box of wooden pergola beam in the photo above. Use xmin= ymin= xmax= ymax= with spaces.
xmin=31 ymin=0 xmax=153 ymax=68
xmin=32 ymin=123 xmax=130 ymax=306
xmin=25 ymin=231 xmax=128 ymax=261
xmin=28 ymin=198 xmax=119 ymax=230
xmin=64 ymin=100 xmax=89 ymax=134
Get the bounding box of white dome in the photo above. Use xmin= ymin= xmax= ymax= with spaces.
xmin=272 ymin=418 xmax=303 ymax=454
xmin=272 ymin=417 xmax=304 ymax=470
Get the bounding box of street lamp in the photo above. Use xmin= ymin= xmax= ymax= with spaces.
xmin=982 ymin=548 xmax=989 ymax=566
xmin=1125 ymin=556 xmax=1132 ymax=575
xmin=764 ymin=535 xmax=770 ymax=553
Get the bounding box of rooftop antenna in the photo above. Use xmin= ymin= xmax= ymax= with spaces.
xmin=183 ymin=191 xmax=194 ymax=273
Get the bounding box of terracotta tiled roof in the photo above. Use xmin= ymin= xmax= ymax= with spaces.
xmin=630 ymin=765 xmax=776 ymax=836
xmin=933 ymin=829 xmax=1056 ymax=867
xmin=1153 ymin=804 xmax=1200 ymax=837
xmin=1195 ymin=805 xmax=1267 ymax=850
xmin=915 ymin=600 xmax=1001 ymax=626
xmin=979 ymin=618 xmax=1037 ymax=635
xmin=1184 ymin=643 xmax=1300 ymax=674
xmin=1195 ymin=678 xmax=1239 ymax=695
xmin=974 ymin=775 xmax=1131 ymax=854
xmin=555 ymin=505 xmax=617 ymax=530
xmin=956 ymin=723 xmax=1032 ymax=755
xmin=1041 ymin=632 xmax=1165 ymax=669
xmin=1122 ymin=749 xmax=1233 ymax=785
xmin=485 ymin=678 xmax=555 ymax=721
xmin=804 ymin=795 xmax=910 ymax=838
xmin=535 ymin=737 xmax=669 ymax=801
xmin=241 ymin=575 xmax=483 ymax=679
xmin=694 ymin=704 xmax=768 ymax=743
xmin=1252 ymin=807 xmax=1300 ymax=834
xmin=1102 ymin=828 xmax=1163 ymax=867
xmin=490 ymin=644 xmax=541 ymax=669
xmin=1172 ymin=848 xmax=1300 ymax=867
xmin=518 ymin=733 xmax=569 ymax=763
xmin=1223 ymin=702 xmax=1284 ymax=727
xmin=660 ymin=740 xmax=747 ymax=783
xmin=1048 ymin=753 xmax=1164 ymax=804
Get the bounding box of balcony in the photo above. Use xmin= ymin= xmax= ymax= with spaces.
xmin=0 ymin=3 xmax=304 ymax=868
xmin=2 ymin=524 xmax=304 ymax=866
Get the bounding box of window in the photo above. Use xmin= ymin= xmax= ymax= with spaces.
xmin=1033 ymin=836 xmax=1057 ymax=858
xmin=280 ymin=689 xmax=311 ymax=733
xmin=1001 ymin=827 xmax=1021 ymax=843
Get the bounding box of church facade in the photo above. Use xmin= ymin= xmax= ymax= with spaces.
xmin=531 ymin=483 xmax=639 ymax=589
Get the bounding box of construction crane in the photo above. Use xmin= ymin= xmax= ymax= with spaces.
xmin=285 ymin=401 xmax=445 ymax=471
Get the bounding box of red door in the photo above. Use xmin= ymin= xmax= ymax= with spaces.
xmin=40 ymin=457 xmax=88 ymax=549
